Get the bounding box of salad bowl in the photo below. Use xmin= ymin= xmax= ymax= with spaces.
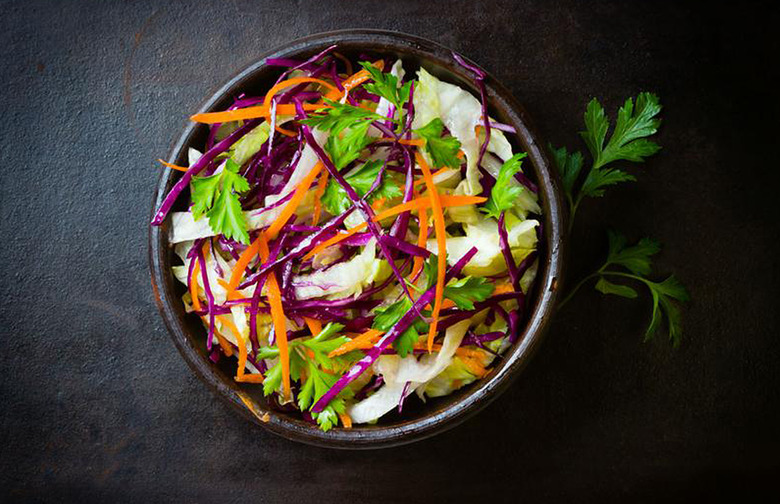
xmin=149 ymin=29 xmax=565 ymax=448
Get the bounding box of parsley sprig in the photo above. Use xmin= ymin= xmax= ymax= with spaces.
xmin=359 ymin=61 xmax=412 ymax=129
xmin=552 ymin=93 xmax=689 ymax=346
xmin=558 ymin=231 xmax=690 ymax=346
xmin=553 ymin=92 xmax=662 ymax=226
xmin=190 ymin=158 xmax=250 ymax=244
xmin=320 ymin=159 xmax=402 ymax=215
xmin=259 ymin=322 xmax=357 ymax=431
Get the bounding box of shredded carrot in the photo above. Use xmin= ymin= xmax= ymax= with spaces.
xmin=302 ymin=224 xmax=367 ymax=261
xmin=338 ymin=412 xmax=353 ymax=429
xmin=377 ymin=138 xmax=425 ymax=147
xmin=266 ymin=161 xmax=323 ymax=240
xmin=235 ymin=374 xmax=265 ymax=383
xmin=216 ymin=278 xmax=247 ymax=302
xmin=158 ymin=158 xmax=188 ymax=172
xmin=424 ymin=299 xmax=455 ymax=310
xmin=303 ymin=316 xmax=322 ymax=336
xmin=413 ymin=167 xmax=451 ymax=187
xmin=371 ymin=197 xmax=387 ymax=212
xmin=409 ymin=204 xmax=428 ymax=282
xmin=200 ymin=315 xmax=234 ymax=357
xmin=328 ymin=329 xmax=383 ymax=357
xmin=303 ymin=194 xmax=487 ymax=260
xmin=263 ymin=77 xmax=340 ymax=136
xmin=227 ymin=236 xmax=263 ymax=292
xmin=311 ymin=170 xmax=329 ymax=226
xmin=219 ymin=313 xmax=249 ymax=379
xmin=191 ymin=102 xmax=322 ymax=124
xmin=324 ymin=60 xmax=384 ymax=100
xmin=190 ymin=258 xmax=202 ymax=312
xmin=416 ymin=153 xmax=447 ymax=352
xmin=460 ymin=355 xmax=489 ymax=376
xmin=255 ymin=235 xmax=292 ymax=403
xmin=493 ymin=282 xmax=514 ymax=295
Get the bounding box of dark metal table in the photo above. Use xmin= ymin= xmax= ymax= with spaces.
xmin=2 ymin=0 xmax=778 ymax=501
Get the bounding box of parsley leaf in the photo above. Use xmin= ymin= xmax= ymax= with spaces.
xmin=373 ymin=297 xmax=420 ymax=357
xmin=359 ymin=61 xmax=412 ymax=112
xmin=551 ymin=93 xmax=662 ymax=228
xmin=321 ymin=160 xmax=402 ymax=215
xmin=564 ymin=231 xmax=689 ymax=346
xmin=481 ymin=153 xmax=528 ymax=219
xmin=324 ymin=120 xmax=373 ymax=170
xmin=550 ymin=145 xmax=583 ymax=208
xmin=258 ymin=323 xmax=355 ymax=431
xmin=443 ymin=276 xmax=495 ymax=310
xmin=414 ymin=118 xmax=462 ymax=168
xmin=301 ymin=99 xmax=384 ymax=134
xmin=190 ymin=159 xmax=250 ymax=244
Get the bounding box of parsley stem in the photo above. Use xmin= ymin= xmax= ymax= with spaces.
xmin=557 ymin=271 xmax=598 ymax=309
xmin=600 ymin=270 xmax=653 ymax=288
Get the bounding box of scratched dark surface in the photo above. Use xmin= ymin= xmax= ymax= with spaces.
xmin=1 ymin=0 xmax=779 ymax=502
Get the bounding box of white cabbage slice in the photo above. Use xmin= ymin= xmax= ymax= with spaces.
xmin=291 ymin=239 xmax=388 ymax=300
xmin=427 ymin=217 xmax=538 ymax=277
xmin=412 ymin=68 xmax=513 ymax=197
xmin=348 ymin=320 xmax=470 ymax=424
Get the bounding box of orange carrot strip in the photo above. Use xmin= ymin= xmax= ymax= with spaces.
xmin=255 ymin=235 xmax=291 ymax=402
xmin=302 ymin=223 xmax=368 ymax=261
xmin=190 ymin=258 xmax=202 ymax=312
xmin=338 ymin=412 xmax=353 ymax=429
xmin=227 ymin=236 xmax=264 ymax=292
xmin=200 ymin=315 xmax=234 ymax=357
xmin=262 ymin=77 xmax=338 ymax=136
xmin=493 ymin=282 xmax=514 ymax=295
xmin=460 ymin=355 xmax=489 ymax=377
xmin=410 ymin=203 xmax=428 ymax=282
xmin=217 ymin=278 xmax=248 ymax=302
xmin=235 ymin=374 xmax=265 ymax=383
xmin=377 ymin=138 xmax=425 ymax=147
xmin=413 ymin=167 xmax=451 ymax=187
xmin=266 ymin=161 xmax=323 ymax=240
xmin=328 ymin=329 xmax=384 ymax=357
xmin=324 ymin=60 xmax=384 ymax=100
xmin=191 ymin=103 xmax=322 ymax=124
xmin=157 ymin=159 xmax=189 ymax=172
xmin=371 ymin=197 xmax=387 ymax=212
xmin=416 ymin=152 xmax=446 ymax=352
xmin=311 ymin=170 xmax=329 ymax=226
xmin=219 ymin=314 xmax=248 ymax=379
xmin=303 ymin=316 xmax=322 ymax=336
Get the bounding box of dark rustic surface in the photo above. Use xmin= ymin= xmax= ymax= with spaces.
xmin=1 ymin=0 xmax=778 ymax=502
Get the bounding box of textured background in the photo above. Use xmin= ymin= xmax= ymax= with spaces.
xmin=1 ymin=0 xmax=778 ymax=502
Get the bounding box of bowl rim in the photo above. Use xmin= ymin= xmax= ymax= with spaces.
xmin=149 ymin=28 xmax=566 ymax=449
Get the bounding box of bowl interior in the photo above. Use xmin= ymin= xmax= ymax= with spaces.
xmin=149 ymin=29 xmax=564 ymax=449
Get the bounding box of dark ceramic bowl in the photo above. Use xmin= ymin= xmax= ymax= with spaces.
xmin=149 ymin=29 xmax=565 ymax=449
